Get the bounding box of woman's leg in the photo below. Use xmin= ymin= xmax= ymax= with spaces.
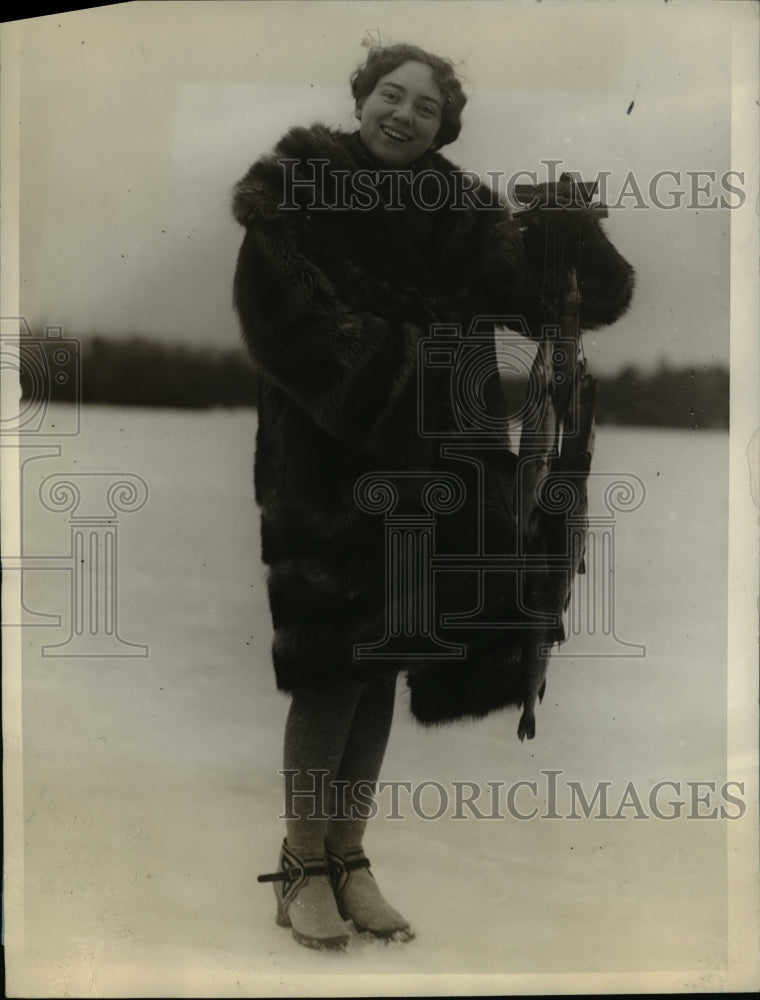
xmin=272 ymin=673 xmax=411 ymax=943
xmin=324 ymin=672 xmax=397 ymax=853
xmin=324 ymin=672 xmax=413 ymax=938
xmin=283 ymin=681 xmax=363 ymax=853
xmin=269 ymin=681 xmax=364 ymax=948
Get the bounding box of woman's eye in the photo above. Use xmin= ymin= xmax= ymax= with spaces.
xmin=418 ymin=105 xmax=436 ymax=117
xmin=381 ymin=90 xmax=399 ymax=102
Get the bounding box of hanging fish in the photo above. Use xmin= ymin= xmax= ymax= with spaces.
xmin=516 ymin=262 xmax=598 ymax=741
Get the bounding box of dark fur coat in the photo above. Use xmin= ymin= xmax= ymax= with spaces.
xmin=232 ymin=124 xmax=634 ymax=729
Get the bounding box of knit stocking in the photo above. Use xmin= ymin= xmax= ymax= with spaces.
xmin=279 ymin=682 xmax=364 ymax=938
xmin=325 ymin=674 xmax=412 ymax=938
xmin=324 ymin=673 xmax=397 ymax=850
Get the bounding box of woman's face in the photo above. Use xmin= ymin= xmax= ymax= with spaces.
xmin=357 ymin=60 xmax=443 ymax=166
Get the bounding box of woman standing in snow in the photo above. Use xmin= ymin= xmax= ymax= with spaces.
xmin=232 ymin=41 xmax=633 ymax=950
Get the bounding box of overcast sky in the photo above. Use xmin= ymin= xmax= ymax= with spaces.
xmin=10 ymin=0 xmax=757 ymax=374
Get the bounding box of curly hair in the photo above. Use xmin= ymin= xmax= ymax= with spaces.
xmin=350 ymin=43 xmax=467 ymax=151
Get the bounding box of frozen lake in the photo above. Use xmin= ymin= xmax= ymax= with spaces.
xmin=5 ymin=404 xmax=744 ymax=995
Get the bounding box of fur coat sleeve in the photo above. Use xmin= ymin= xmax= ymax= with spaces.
xmin=461 ymin=202 xmax=636 ymax=332
xmin=232 ymin=127 xmax=447 ymax=462
xmin=232 ymin=220 xmax=431 ymax=460
xmin=418 ymin=155 xmax=635 ymax=334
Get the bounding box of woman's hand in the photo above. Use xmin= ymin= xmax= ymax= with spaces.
xmin=520 ymin=204 xmax=607 ymax=267
xmin=518 ymin=207 xmax=635 ymax=331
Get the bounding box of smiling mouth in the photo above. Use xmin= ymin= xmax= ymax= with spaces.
xmin=380 ymin=124 xmax=412 ymax=142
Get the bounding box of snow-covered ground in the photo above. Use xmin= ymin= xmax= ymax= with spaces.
xmin=4 ymin=404 xmax=754 ymax=995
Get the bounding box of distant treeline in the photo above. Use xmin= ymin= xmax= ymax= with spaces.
xmin=503 ymin=363 xmax=730 ymax=430
xmin=20 ymin=335 xmax=259 ymax=410
xmin=594 ymin=364 xmax=728 ymax=429
xmin=20 ymin=334 xmax=729 ymax=429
